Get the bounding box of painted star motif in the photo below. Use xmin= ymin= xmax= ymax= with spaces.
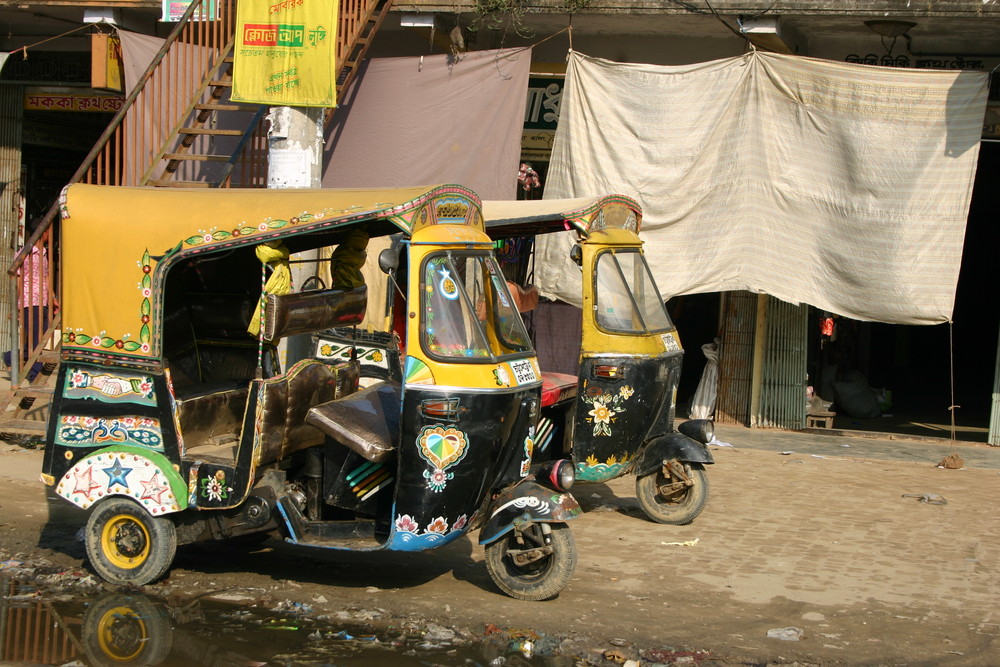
xmin=139 ymin=471 xmax=169 ymax=504
xmin=71 ymin=465 xmax=101 ymax=497
xmin=102 ymin=458 xmax=133 ymax=490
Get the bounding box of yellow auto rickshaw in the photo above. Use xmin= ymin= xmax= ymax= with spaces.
xmin=481 ymin=196 xmax=715 ymax=525
xmin=40 ymin=183 xmax=580 ymax=600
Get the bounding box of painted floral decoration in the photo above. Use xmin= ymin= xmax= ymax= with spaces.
xmin=581 ymin=384 xmax=634 ymax=436
xmin=201 ymin=470 xmax=231 ymax=502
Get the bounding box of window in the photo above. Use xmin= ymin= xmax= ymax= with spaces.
xmin=594 ymin=250 xmax=673 ymax=334
xmin=422 ymin=252 xmax=533 ymax=361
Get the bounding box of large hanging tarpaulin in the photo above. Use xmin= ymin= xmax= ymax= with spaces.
xmin=537 ymin=50 xmax=988 ymax=325
xmin=323 ymin=49 xmax=532 ymax=200
xmin=231 ymin=0 xmax=337 ymax=106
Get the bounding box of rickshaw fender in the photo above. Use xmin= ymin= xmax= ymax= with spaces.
xmin=56 ymin=446 xmax=189 ymax=514
xmin=478 ymin=481 xmax=581 ymax=546
xmin=633 ymin=433 xmax=714 ymax=478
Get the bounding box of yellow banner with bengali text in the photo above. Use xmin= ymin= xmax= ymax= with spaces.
xmin=231 ymin=0 xmax=337 ymax=107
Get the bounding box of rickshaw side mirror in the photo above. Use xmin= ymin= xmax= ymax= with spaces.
xmin=569 ymin=244 xmax=583 ymax=266
xmin=378 ymin=247 xmax=399 ymax=274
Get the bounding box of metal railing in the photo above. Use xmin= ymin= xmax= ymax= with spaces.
xmin=5 ymin=0 xmax=392 ymax=397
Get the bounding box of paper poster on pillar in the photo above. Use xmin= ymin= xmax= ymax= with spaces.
xmin=231 ymin=0 xmax=337 ymax=107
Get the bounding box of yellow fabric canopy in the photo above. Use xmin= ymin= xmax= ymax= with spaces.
xmin=59 ymin=184 xmax=480 ymax=364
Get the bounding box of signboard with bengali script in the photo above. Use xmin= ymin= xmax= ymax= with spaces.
xmin=231 ymin=0 xmax=337 ymax=107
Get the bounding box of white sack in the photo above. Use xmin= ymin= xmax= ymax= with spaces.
xmin=689 ymin=340 xmax=720 ymax=420
xmin=537 ymin=50 xmax=988 ymax=325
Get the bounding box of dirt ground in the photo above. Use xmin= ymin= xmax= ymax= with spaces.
xmin=1 ymin=435 xmax=998 ymax=666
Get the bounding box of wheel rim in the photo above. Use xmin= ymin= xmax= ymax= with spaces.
xmin=96 ymin=605 xmax=147 ymax=661
xmin=656 ymin=465 xmax=692 ymax=505
xmin=503 ymin=528 xmax=552 ymax=580
xmin=101 ymin=514 xmax=150 ymax=570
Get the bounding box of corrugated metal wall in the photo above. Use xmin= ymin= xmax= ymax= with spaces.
xmin=754 ymin=297 xmax=808 ymax=429
xmin=716 ymin=291 xmax=756 ymax=425
xmin=0 ymin=86 xmax=23 ymax=367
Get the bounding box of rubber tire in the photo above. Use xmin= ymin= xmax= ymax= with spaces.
xmin=635 ymin=461 xmax=709 ymax=525
xmin=82 ymin=593 xmax=173 ymax=666
xmin=85 ymin=497 xmax=177 ymax=586
xmin=484 ymin=523 xmax=577 ymax=601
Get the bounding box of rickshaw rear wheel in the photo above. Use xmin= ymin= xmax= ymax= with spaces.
xmin=82 ymin=593 xmax=172 ymax=667
xmin=86 ymin=497 xmax=177 ymax=586
xmin=635 ymin=461 xmax=709 ymax=525
xmin=484 ymin=523 xmax=576 ymax=601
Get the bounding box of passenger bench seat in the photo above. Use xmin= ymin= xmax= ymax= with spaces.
xmin=255 ymin=358 xmax=360 ymax=466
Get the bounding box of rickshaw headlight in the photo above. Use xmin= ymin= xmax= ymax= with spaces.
xmin=678 ymin=419 xmax=714 ymax=444
xmin=535 ymin=459 xmax=575 ymax=492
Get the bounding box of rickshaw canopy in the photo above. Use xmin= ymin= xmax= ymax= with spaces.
xmin=58 ymin=183 xmax=483 ymax=365
xmin=482 ymin=195 xmax=642 ymax=239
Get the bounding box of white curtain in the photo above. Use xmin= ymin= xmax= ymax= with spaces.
xmin=537 ymin=50 xmax=988 ymax=325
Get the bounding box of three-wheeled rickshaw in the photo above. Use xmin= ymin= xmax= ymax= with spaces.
xmin=40 ymin=183 xmax=580 ymax=600
xmin=480 ymin=196 xmax=715 ymax=525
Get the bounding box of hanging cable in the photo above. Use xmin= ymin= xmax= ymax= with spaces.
xmin=6 ymin=23 xmax=92 ymax=56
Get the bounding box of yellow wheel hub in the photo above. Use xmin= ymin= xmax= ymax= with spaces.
xmin=101 ymin=514 xmax=150 ymax=570
xmin=96 ymin=605 xmax=146 ymax=661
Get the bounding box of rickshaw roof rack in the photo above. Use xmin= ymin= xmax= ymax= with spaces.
xmin=482 ymin=195 xmax=642 ymax=239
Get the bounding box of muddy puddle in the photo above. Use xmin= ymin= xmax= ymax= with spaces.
xmin=0 ymin=573 xmax=573 ymax=666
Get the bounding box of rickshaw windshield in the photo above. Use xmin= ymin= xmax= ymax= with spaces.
xmin=594 ymin=249 xmax=674 ymax=334
xmin=422 ymin=251 xmax=533 ymax=361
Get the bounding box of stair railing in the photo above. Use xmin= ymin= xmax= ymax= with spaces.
xmin=6 ymin=0 xmax=393 ymax=399
xmin=5 ymin=0 xmax=234 ymax=397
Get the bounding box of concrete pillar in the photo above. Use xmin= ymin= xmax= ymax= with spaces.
xmin=267 ymin=106 xmax=324 ymax=369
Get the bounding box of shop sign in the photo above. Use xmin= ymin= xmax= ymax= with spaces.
xmin=524 ymin=76 xmax=562 ymax=130
xmin=24 ymin=92 xmax=124 ymax=113
xmin=522 ymin=75 xmax=563 ymax=159
xmin=162 ymin=0 xmax=218 ymax=22
xmin=844 ymin=53 xmax=990 ymax=70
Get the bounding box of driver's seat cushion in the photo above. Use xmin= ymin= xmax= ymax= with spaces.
xmin=541 ymin=371 xmax=578 ymax=408
xmin=306 ymin=381 xmax=401 ymax=463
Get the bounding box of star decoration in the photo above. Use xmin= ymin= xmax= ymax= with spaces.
xmin=102 ymin=458 xmax=133 ymax=490
xmin=139 ymin=471 xmax=170 ymax=504
xmin=71 ymin=465 xmax=101 ymax=497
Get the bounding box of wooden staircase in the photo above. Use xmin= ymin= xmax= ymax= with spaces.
xmin=0 ymin=0 xmax=395 ymax=438
xmin=142 ymin=54 xmax=268 ymax=188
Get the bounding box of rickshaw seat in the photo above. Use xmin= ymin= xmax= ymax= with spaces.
xmin=262 ymin=285 xmax=367 ymax=341
xmin=306 ymin=381 xmax=401 ymax=464
xmin=175 ymin=381 xmax=250 ymax=455
xmin=541 ymin=372 xmax=578 ymax=408
xmin=256 ymin=358 xmax=360 ymax=466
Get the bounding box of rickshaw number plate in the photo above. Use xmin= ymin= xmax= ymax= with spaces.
xmin=509 ymin=360 xmax=537 ymax=385
xmin=661 ymin=333 xmax=681 ymax=352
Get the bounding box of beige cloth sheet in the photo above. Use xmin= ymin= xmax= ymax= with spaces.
xmin=537 ymin=50 xmax=988 ymax=324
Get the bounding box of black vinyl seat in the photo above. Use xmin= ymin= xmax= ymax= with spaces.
xmin=306 ymin=381 xmax=401 ymax=463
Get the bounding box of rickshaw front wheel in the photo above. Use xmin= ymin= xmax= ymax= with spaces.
xmin=635 ymin=461 xmax=709 ymax=525
xmin=484 ymin=523 xmax=576 ymax=601
xmin=82 ymin=593 xmax=172 ymax=667
xmin=86 ymin=498 xmax=177 ymax=586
